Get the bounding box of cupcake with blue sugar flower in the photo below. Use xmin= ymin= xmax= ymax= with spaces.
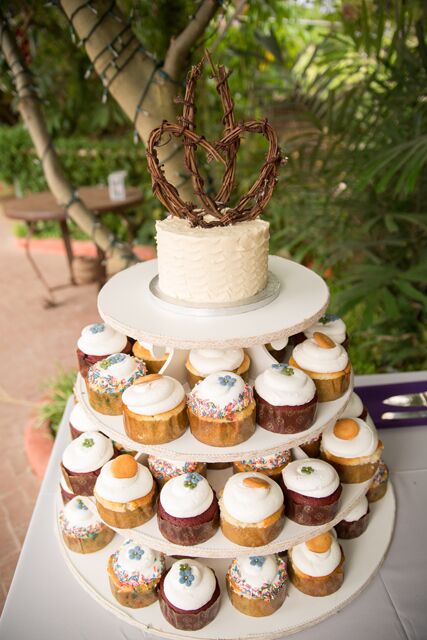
xmin=76 ymin=321 xmax=132 ymax=379
xmin=59 ymin=496 xmax=115 ymax=554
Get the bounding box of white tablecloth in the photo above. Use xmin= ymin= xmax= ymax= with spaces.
xmin=1 ymin=373 xmax=426 ymax=640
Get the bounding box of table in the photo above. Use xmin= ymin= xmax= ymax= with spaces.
xmin=1 ymin=371 xmax=426 ymax=640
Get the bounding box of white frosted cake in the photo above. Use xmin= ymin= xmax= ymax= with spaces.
xmin=155 ymin=217 xmax=270 ymax=304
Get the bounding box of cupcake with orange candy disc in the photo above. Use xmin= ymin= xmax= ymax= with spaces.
xmin=132 ymin=341 xmax=169 ymax=374
xmin=335 ymin=495 xmax=370 ymax=539
xmin=61 ymin=431 xmax=114 ymax=496
xmin=148 ymin=456 xmax=206 ymax=487
xmin=289 ymin=332 xmax=351 ymax=402
xmin=76 ymin=322 xmax=131 ymax=379
xmin=187 ymin=372 xmax=256 ymax=447
xmin=219 ymin=472 xmax=285 ymax=546
xmin=59 ymin=496 xmax=115 ymax=554
xmin=304 ymin=314 xmax=349 ymax=349
xmin=232 ymin=449 xmax=292 ymax=481
xmin=288 ymin=531 xmax=345 ymax=597
xmin=226 ymin=554 xmax=288 ymax=617
xmin=87 ymin=353 xmax=147 ymax=415
xmin=122 ymin=374 xmax=187 ymax=444
xmin=185 ymin=348 xmax=250 ymax=388
xmin=366 ymin=460 xmax=389 ymax=502
xmin=94 ymin=455 xmax=157 ymax=528
xmin=320 ymin=418 xmax=383 ymax=483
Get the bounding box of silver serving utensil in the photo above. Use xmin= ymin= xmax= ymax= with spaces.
xmin=381 ymin=410 xmax=427 ymax=421
xmin=383 ymin=392 xmax=427 ymax=407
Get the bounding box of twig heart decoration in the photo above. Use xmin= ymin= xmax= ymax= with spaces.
xmin=146 ymin=50 xmax=285 ymax=228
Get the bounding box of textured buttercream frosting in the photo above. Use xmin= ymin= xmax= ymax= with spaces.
xmin=255 ymin=364 xmax=316 ymax=406
xmin=188 ymin=348 xmax=244 ymax=375
xmin=77 ymin=322 xmax=127 ymax=356
xmin=163 ymin=559 xmax=216 ymax=610
xmin=227 ymin=554 xmax=287 ymax=601
xmin=282 ymin=459 xmax=340 ymax=498
xmin=322 ymin=418 xmax=378 ymax=458
xmin=343 ymin=495 xmax=369 ymax=522
xmin=111 ymin=539 xmax=165 ymax=586
xmin=69 ymin=402 xmax=99 ymax=433
xmin=156 ymin=218 xmax=269 ymax=304
xmin=221 ymin=472 xmax=283 ymax=523
xmin=304 ymin=314 xmax=347 ymax=345
xmin=95 ymin=460 xmax=154 ymax=503
xmin=62 ymin=431 xmax=113 ymax=473
xmin=292 ymin=338 xmax=349 ymax=373
xmin=60 ymin=497 xmax=104 ymax=538
xmin=122 ymin=376 xmax=185 ymax=415
xmin=341 ymin=392 xmax=364 ymax=419
xmin=160 ymin=472 xmax=213 ymax=518
xmin=290 ymin=533 xmax=341 ymax=577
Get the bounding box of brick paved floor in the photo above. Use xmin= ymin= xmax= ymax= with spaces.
xmin=0 ymin=213 xmax=98 ymax=612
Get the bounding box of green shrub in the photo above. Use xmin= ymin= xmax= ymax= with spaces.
xmin=37 ymin=368 xmax=77 ymax=437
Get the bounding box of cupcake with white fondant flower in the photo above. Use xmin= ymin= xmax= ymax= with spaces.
xmin=185 ymin=348 xmax=250 ymax=388
xmin=61 ymin=431 xmax=114 ymax=496
xmin=288 ymin=531 xmax=345 ymax=597
xmin=187 ymin=371 xmax=255 ymax=446
xmin=254 ymin=364 xmax=317 ymax=434
xmin=233 ymin=449 xmax=292 ymax=480
xmin=159 ymin=559 xmax=221 ymax=630
xmin=87 ymin=353 xmax=147 ymax=415
xmin=76 ymin=322 xmax=131 ymax=379
xmin=335 ymin=495 xmax=370 ymax=539
xmin=132 ymin=340 xmax=170 ymax=373
xmin=108 ymin=539 xmax=165 ymax=608
xmin=148 ymin=456 xmax=206 ymax=487
xmin=60 ymin=496 xmax=115 ymax=554
xmin=226 ymin=554 xmax=288 ymax=617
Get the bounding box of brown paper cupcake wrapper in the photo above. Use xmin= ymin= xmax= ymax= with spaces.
xmin=86 ymin=385 xmax=124 ymax=416
xmin=132 ymin=343 xmax=168 ymax=374
xmin=255 ymin=392 xmax=317 ymax=434
xmin=289 ymin=551 xmax=345 ymax=597
xmin=300 ymin=438 xmax=321 ymax=458
xmin=320 ymin=454 xmax=379 ymax=484
xmin=189 ymin=402 xmax=256 ymax=447
xmin=186 ymin=354 xmax=250 ymax=389
xmin=220 ymin=507 xmax=285 ymax=547
xmin=123 ymin=401 xmax=188 ymax=444
xmin=232 ymin=462 xmax=286 ymax=479
xmin=107 ymin=557 xmax=161 ymax=608
xmin=62 ymin=525 xmax=115 ymax=554
xmin=226 ymin=579 xmax=287 ymax=617
xmin=289 ymin=357 xmax=351 ymax=403
xmin=157 ymin=509 xmax=219 ymax=546
xmin=96 ymin=493 xmax=157 ymax=529
xmin=336 ymin=510 xmax=370 ymax=539
xmin=159 ymin=587 xmax=221 ymax=631
xmin=366 ymin=480 xmax=388 ymax=503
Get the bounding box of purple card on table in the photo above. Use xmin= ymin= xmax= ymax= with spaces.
xmin=356 ymin=379 xmax=427 ymax=429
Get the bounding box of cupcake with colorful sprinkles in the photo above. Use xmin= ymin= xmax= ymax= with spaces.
xmin=226 ymin=554 xmax=288 ymax=617
xmin=187 ymin=371 xmax=255 ymax=446
xmin=87 ymin=353 xmax=147 ymax=415
xmin=59 ymin=496 xmax=115 ymax=554
xmin=76 ymin=322 xmax=131 ymax=379
xmin=366 ymin=460 xmax=389 ymax=502
xmin=233 ymin=449 xmax=292 ymax=481
xmin=108 ymin=539 xmax=165 ymax=608
xmin=148 ymin=456 xmax=207 ymax=487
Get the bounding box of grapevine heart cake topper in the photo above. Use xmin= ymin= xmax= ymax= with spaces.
xmin=146 ymin=49 xmax=285 ymax=228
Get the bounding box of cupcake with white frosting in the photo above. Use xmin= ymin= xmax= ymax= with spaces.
xmin=335 ymin=495 xmax=370 ymax=539
xmin=148 ymin=456 xmax=207 ymax=487
xmin=69 ymin=402 xmax=99 ymax=440
xmin=341 ymin=391 xmax=368 ymax=420
xmin=366 ymin=460 xmax=389 ymax=502
xmin=289 ymin=332 xmax=351 ymax=402
xmin=107 ymin=539 xmax=165 ymax=608
xmin=288 ymin=531 xmax=345 ymax=596
xmin=132 ymin=341 xmax=170 ymax=374
xmin=233 ymin=449 xmax=292 ymax=480
xmin=59 ymin=474 xmax=76 ymax=504
xmin=266 ymin=337 xmax=289 ymax=362
xmin=320 ymin=418 xmax=383 ymax=483
xmin=159 ymin=559 xmax=220 ymax=630
xmin=187 ymin=371 xmax=256 ymax=446
xmin=226 ymin=554 xmax=288 ymax=617
xmin=254 ymin=364 xmax=317 ymax=434
xmin=122 ymin=374 xmax=187 ymax=444
xmin=94 ymin=455 xmax=157 ymax=528
xmin=304 ymin=313 xmax=348 ymax=347
xmin=282 ymin=458 xmax=342 ymax=525
xmin=76 ymin=322 xmax=131 ymax=379
xmin=59 ymin=496 xmax=115 ymax=553
xmin=61 ymin=431 xmax=114 ymax=496
xmin=219 ymin=472 xmax=285 ymax=546
xmin=87 ymin=353 xmax=147 ymax=415
xmin=157 ymin=473 xmax=219 ymax=545
xmin=185 ymin=348 xmax=250 ymax=388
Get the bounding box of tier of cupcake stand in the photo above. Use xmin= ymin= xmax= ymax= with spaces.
xmin=57 ymin=257 xmax=396 ymax=639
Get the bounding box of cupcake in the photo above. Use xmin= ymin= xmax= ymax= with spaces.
xmin=226 ymin=554 xmax=288 ymax=617
xmin=76 ymin=322 xmax=131 ymax=379
xmin=122 ymin=374 xmax=187 ymax=444
xmin=254 ymin=364 xmax=317 ymax=434
xmin=94 ymin=454 xmax=157 ymax=528
xmin=61 ymin=431 xmax=114 ymax=496
xmin=59 ymin=496 xmax=115 ymax=553
xmin=69 ymin=402 xmax=99 ymax=440
xmin=159 ymin=559 xmax=220 ymax=630
xmin=304 ymin=314 xmax=349 ymax=349
xmin=148 ymin=456 xmax=207 ymax=487
xmin=366 ymin=460 xmax=389 ymax=502
xmin=87 ymin=353 xmax=147 ymax=416
xmin=132 ymin=341 xmax=169 ymax=374
xmin=281 ymin=459 xmax=342 ymax=525
xmin=233 ymin=449 xmax=292 ymax=481
xmin=59 ymin=475 xmax=76 ymax=504
xmin=185 ymin=348 xmax=250 ymax=388
xmin=108 ymin=539 xmax=165 ymax=608
xmin=289 ymin=332 xmax=351 ymax=402
xmin=187 ymin=372 xmax=256 ymax=447
xmin=341 ymin=392 xmax=368 ymax=420
xmin=111 ymin=441 xmax=138 ymax=457
xmin=266 ymin=338 xmax=289 ymax=362
xmin=300 ymin=435 xmax=321 ymax=458
xmin=219 ymin=472 xmax=285 ymax=546
xmin=157 ymin=473 xmax=219 ymax=545
xmin=288 ymin=531 xmax=345 ymax=597
xmin=335 ymin=495 xmax=370 ymax=539
xmin=320 ymin=418 xmax=383 ymax=483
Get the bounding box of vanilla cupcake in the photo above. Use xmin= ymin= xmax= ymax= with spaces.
xmin=94 ymin=455 xmax=157 ymax=528
xmin=108 ymin=539 xmax=165 ymax=608
xmin=335 ymin=495 xmax=369 ymax=539
xmin=233 ymin=449 xmax=292 ymax=480
xmin=69 ymin=402 xmax=99 ymax=440
xmin=304 ymin=314 xmax=349 ymax=348
xmin=288 ymin=531 xmax=345 ymax=596
xmin=59 ymin=496 xmax=115 ymax=553
xmin=132 ymin=341 xmax=169 ymax=374
xmin=61 ymin=431 xmax=114 ymax=496
xmin=87 ymin=353 xmax=147 ymax=415
xmin=289 ymin=332 xmax=351 ymax=402
xmin=159 ymin=559 xmax=220 ymax=630
xmin=341 ymin=392 xmax=368 ymax=420
xmin=226 ymin=554 xmax=288 ymax=617
xmin=148 ymin=456 xmax=207 ymax=487
xmin=122 ymin=374 xmax=187 ymax=444
xmin=254 ymin=364 xmax=317 ymax=434
xmin=320 ymin=418 xmax=383 ymax=483
xmin=366 ymin=460 xmax=389 ymax=502
xmin=187 ymin=372 xmax=255 ymax=447
xmin=76 ymin=322 xmax=131 ymax=379
xmin=219 ymin=472 xmax=285 ymax=546
xmin=282 ymin=459 xmax=342 ymax=525
xmin=157 ymin=473 xmax=219 ymax=545
xmin=186 ymin=348 xmax=250 ymax=388
xmin=266 ymin=338 xmax=289 ymax=362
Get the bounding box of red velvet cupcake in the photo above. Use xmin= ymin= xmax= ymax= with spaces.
xmin=61 ymin=431 xmax=114 ymax=496
xmin=76 ymin=322 xmax=131 ymax=379
xmin=335 ymin=495 xmax=370 ymax=539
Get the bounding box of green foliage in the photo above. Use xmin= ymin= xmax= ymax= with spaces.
xmin=37 ymin=368 xmax=77 ymax=437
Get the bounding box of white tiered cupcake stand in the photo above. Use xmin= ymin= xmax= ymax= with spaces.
xmin=58 ymin=255 xmax=395 ymax=639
